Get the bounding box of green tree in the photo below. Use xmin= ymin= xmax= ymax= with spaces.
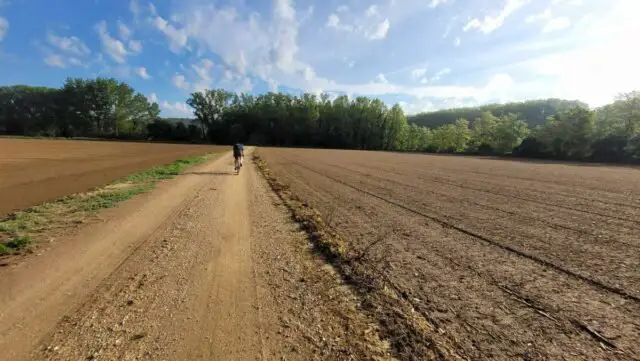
xmin=492 ymin=113 xmax=530 ymax=154
xmin=535 ymin=105 xmax=595 ymax=159
xmin=187 ymin=89 xmax=234 ymax=141
xmin=470 ymin=112 xmax=498 ymax=152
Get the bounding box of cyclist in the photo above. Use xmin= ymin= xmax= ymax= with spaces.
xmin=233 ymin=143 xmax=244 ymax=173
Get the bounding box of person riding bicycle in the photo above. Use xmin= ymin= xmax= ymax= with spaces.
xmin=233 ymin=143 xmax=244 ymax=170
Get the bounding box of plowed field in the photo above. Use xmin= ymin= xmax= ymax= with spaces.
xmin=0 ymin=138 xmax=223 ymax=216
xmin=260 ymin=148 xmax=640 ymax=360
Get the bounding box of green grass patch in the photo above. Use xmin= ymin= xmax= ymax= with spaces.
xmin=0 ymin=235 xmax=31 ymax=255
xmin=81 ymin=184 xmax=154 ymax=211
xmin=0 ymin=152 xmax=218 ymax=255
xmin=126 ymin=157 xmax=209 ymax=182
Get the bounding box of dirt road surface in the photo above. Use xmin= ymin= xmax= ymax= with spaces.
xmin=0 ymin=138 xmax=223 ymax=216
xmin=0 ymin=150 xmax=390 ymax=361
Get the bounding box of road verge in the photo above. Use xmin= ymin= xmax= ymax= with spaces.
xmin=253 ymin=152 xmax=464 ymax=360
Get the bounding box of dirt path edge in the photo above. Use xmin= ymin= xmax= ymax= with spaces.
xmin=253 ymin=153 xmax=466 ymax=361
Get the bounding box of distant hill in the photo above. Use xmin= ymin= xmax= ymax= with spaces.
xmin=408 ymin=99 xmax=587 ymax=129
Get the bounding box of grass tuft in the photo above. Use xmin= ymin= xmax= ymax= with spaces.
xmin=0 ymin=235 xmax=31 ymax=255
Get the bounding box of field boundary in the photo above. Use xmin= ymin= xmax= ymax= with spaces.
xmin=0 ymin=134 xmax=212 ymax=145
xmin=253 ymin=153 xmax=468 ymax=361
xmin=0 ymin=152 xmax=221 ymax=256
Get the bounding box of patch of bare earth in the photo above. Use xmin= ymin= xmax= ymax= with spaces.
xmin=259 ymin=147 xmax=640 ymax=361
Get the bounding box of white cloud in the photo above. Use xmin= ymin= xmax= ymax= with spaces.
xmin=463 ymin=0 xmax=529 ymax=34
xmin=480 ymin=73 xmax=515 ymax=101
xmin=326 ymin=14 xmax=354 ymax=32
xmin=525 ymin=8 xmax=552 ymax=23
xmin=431 ymin=67 xmax=451 ymax=82
xmin=399 ymin=98 xmax=435 ymax=114
xmin=327 ymin=4 xmax=390 ymax=40
xmin=429 ymin=0 xmax=451 ymax=8
xmin=140 ymin=0 xmax=533 ymax=106
xmin=118 ymin=21 xmax=132 ymax=39
xmin=47 ymin=33 xmax=91 ymax=56
xmin=153 ymin=15 xmax=189 ymax=53
xmin=67 ymin=57 xmax=83 ymax=66
xmin=95 ymin=21 xmax=129 ymax=63
xmin=273 ymin=0 xmax=300 ymax=72
xmin=147 ymin=93 xmax=192 ymax=117
xmin=135 ymin=66 xmax=151 ymax=79
xmin=326 ymin=14 xmax=339 ymax=28
xmin=454 ymin=37 xmax=461 ymax=46
xmin=220 ymin=72 xmax=255 ymax=94
xmin=0 ymin=17 xmax=9 ymax=42
xmin=172 ymin=73 xmax=189 ymax=90
xmin=411 ymin=67 xmax=427 ymax=80
xmin=192 ymin=58 xmax=215 ymax=83
xmin=376 ymin=73 xmax=388 ymax=83
xmin=366 ymin=18 xmax=390 ymax=40
xmin=128 ymin=39 xmax=142 ymax=54
xmin=44 ymin=54 xmax=66 ymax=68
xmin=148 ymin=92 xmax=159 ymax=104
xmin=525 ymin=7 xmax=571 ymax=33
xmin=42 ymin=50 xmax=87 ymax=68
xmin=542 ymin=17 xmax=571 ymax=33
xmin=161 ymin=100 xmax=193 ymax=116
xmin=223 ymin=69 xmax=234 ymax=81
xmin=365 ymin=5 xmax=379 ymax=17
xmin=337 ymin=5 xmax=349 ymax=13
xmin=275 ymin=0 xmax=295 ymax=20
xmin=552 ymin=0 xmax=583 ymax=5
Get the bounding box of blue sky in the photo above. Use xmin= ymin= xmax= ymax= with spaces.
xmin=0 ymin=0 xmax=638 ymax=117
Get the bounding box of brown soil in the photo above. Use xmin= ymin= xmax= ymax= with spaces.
xmin=0 ymin=138 xmax=224 ymax=216
xmin=259 ymin=148 xmax=640 ymax=360
xmin=0 ymin=149 xmax=391 ymax=361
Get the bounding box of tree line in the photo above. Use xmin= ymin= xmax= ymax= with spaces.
xmin=0 ymin=79 xmax=164 ymax=139
xmin=185 ymin=88 xmax=639 ymax=161
xmin=1 ymin=77 xmax=638 ymax=162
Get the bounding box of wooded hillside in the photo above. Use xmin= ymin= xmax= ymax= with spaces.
xmin=408 ymin=99 xmax=587 ymax=128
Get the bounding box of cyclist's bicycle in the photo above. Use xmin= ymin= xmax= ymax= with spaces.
xmin=234 ymin=156 xmax=243 ymax=174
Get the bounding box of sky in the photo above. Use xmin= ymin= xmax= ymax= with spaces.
xmin=0 ymin=0 xmax=638 ymax=117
